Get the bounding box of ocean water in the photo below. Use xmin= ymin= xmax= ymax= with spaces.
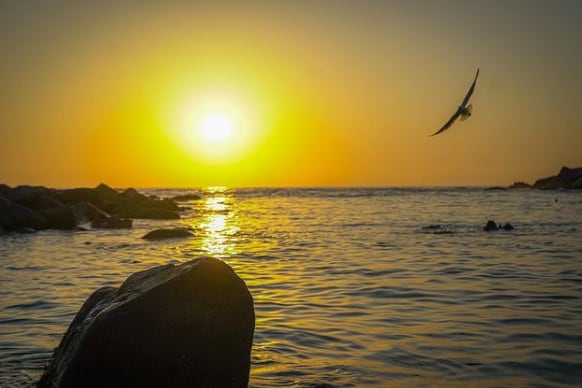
xmin=1 ymin=187 xmax=581 ymax=387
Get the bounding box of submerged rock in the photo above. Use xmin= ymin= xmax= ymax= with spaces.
xmin=38 ymin=257 xmax=255 ymax=388
xmin=142 ymin=228 xmax=193 ymax=240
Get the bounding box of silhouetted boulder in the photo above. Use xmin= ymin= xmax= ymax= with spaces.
xmin=3 ymin=203 xmax=48 ymax=231
xmin=38 ymin=257 xmax=255 ymax=388
xmin=119 ymin=187 xmax=147 ymax=201
xmin=534 ymin=166 xmax=582 ymax=190
xmin=40 ymin=206 xmax=78 ymax=230
xmin=56 ymin=188 xmax=103 ymax=207
xmin=0 ymin=184 xmax=10 ymax=197
xmin=72 ymin=201 xmax=110 ymax=223
xmin=484 ymin=220 xmax=498 ymax=231
xmin=94 ymin=183 xmax=120 ymax=201
xmin=3 ymin=185 xmax=50 ymax=202
xmin=142 ymin=228 xmax=193 ymax=240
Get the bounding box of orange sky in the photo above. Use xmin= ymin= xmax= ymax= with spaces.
xmin=1 ymin=1 xmax=581 ymax=187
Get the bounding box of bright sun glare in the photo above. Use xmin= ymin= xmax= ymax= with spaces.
xmin=200 ymin=113 xmax=233 ymax=144
xmin=170 ymin=91 xmax=263 ymax=164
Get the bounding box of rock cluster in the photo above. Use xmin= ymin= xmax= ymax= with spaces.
xmin=509 ymin=166 xmax=582 ymax=190
xmin=38 ymin=257 xmax=255 ymax=388
xmin=0 ymin=183 xmax=181 ymax=234
xmin=484 ymin=220 xmax=514 ymax=231
xmin=533 ymin=166 xmax=582 ymax=190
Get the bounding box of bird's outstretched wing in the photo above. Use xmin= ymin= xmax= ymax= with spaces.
xmin=430 ymin=110 xmax=461 ymax=137
xmin=461 ymin=68 xmax=480 ymax=107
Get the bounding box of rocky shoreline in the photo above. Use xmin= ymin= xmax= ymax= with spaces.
xmin=508 ymin=166 xmax=582 ymax=190
xmin=0 ymin=183 xmax=199 ymax=235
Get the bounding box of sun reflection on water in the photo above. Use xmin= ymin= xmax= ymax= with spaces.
xmin=196 ymin=187 xmax=240 ymax=258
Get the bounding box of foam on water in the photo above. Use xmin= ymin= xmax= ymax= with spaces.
xmin=1 ymin=188 xmax=581 ymax=387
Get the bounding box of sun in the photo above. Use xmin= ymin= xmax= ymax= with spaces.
xmin=199 ymin=113 xmax=233 ymax=144
xmin=170 ymin=91 xmax=263 ymax=164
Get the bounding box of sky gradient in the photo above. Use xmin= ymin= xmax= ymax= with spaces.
xmin=1 ymin=0 xmax=581 ymax=187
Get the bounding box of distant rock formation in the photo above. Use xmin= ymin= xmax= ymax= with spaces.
xmin=508 ymin=181 xmax=532 ymax=189
xmin=142 ymin=228 xmax=194 ymax=240
xmin=533 ymin=166 xmax=582 ymax=190
xmin=507 ymin=166 xmax=582 ymax=190
xmin=38 ymin=257 xmax=255 ymax=388
xmin=0 ymin=183 xmax=181 ymax=234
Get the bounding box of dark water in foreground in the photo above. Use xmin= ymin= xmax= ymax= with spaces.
xmin=1 ymin=187 xmax=581 ymax=387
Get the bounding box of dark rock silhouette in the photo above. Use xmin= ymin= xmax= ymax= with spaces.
xmin=1 ymin=201 xmax=48 ymax=231
xmin=500 ymin=223 xmax=514 ymax=231
xmin=484 ymin=220 xmax=515 ymax=231
xmin=0 ymin=183 xmax=180 ymax=234
xmin=119 ymin=187 xmax=147 ymax=201
xmin=38 ymin=257 xmax=254 ymax=388
xmin=142 ymin=228 xmax=194 ymax=240
xmin=484 ymin=220 xmax=498 ymax=231
xmin=508 ymin=181 xmax=532 ymax=189
xmin=72 ymin=201 xmax=110 ymax=223
xmin=40 ymin=206 xmax=78 ymax=230
xmin=533 ymin=166 xmax=582 ymax=190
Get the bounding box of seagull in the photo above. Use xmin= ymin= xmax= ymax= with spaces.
xmin=430 ymin=68 xmax=480 ymax=136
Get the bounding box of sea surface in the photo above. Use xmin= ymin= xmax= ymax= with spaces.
xmin=1 ymin=187 xmax=581 ymax=387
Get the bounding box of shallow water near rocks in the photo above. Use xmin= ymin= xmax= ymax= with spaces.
xmin=1 ymin=187 xmax=581 ymax=387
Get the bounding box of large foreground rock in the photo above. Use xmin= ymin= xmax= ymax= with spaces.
xmin=38 ymin=257 xmax=255 ymax=388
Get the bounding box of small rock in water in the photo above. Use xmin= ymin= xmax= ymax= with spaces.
xmin=500 ymin=223 xmax=514 ymax=231
xmin=142 ymin=228 xmax=194 ymax=240
xmin=484 ymin=220 xmax=498 ymax=231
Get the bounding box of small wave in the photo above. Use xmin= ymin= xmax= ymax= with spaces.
xmin=5 ymin=300 xmax=60 ymax=311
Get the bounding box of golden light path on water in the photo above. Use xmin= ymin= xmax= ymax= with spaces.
xmin=179 ymin=187 xmax=291 ymax=380
xmin=185 ymin=187 xmax=240 ymax=258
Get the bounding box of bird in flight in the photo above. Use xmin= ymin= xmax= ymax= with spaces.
xmin=430 ymin=68 xmax=480 ymax=137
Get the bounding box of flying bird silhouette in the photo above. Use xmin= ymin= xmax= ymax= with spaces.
xmin=430 ymin=68 xmax=480 ymax=137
